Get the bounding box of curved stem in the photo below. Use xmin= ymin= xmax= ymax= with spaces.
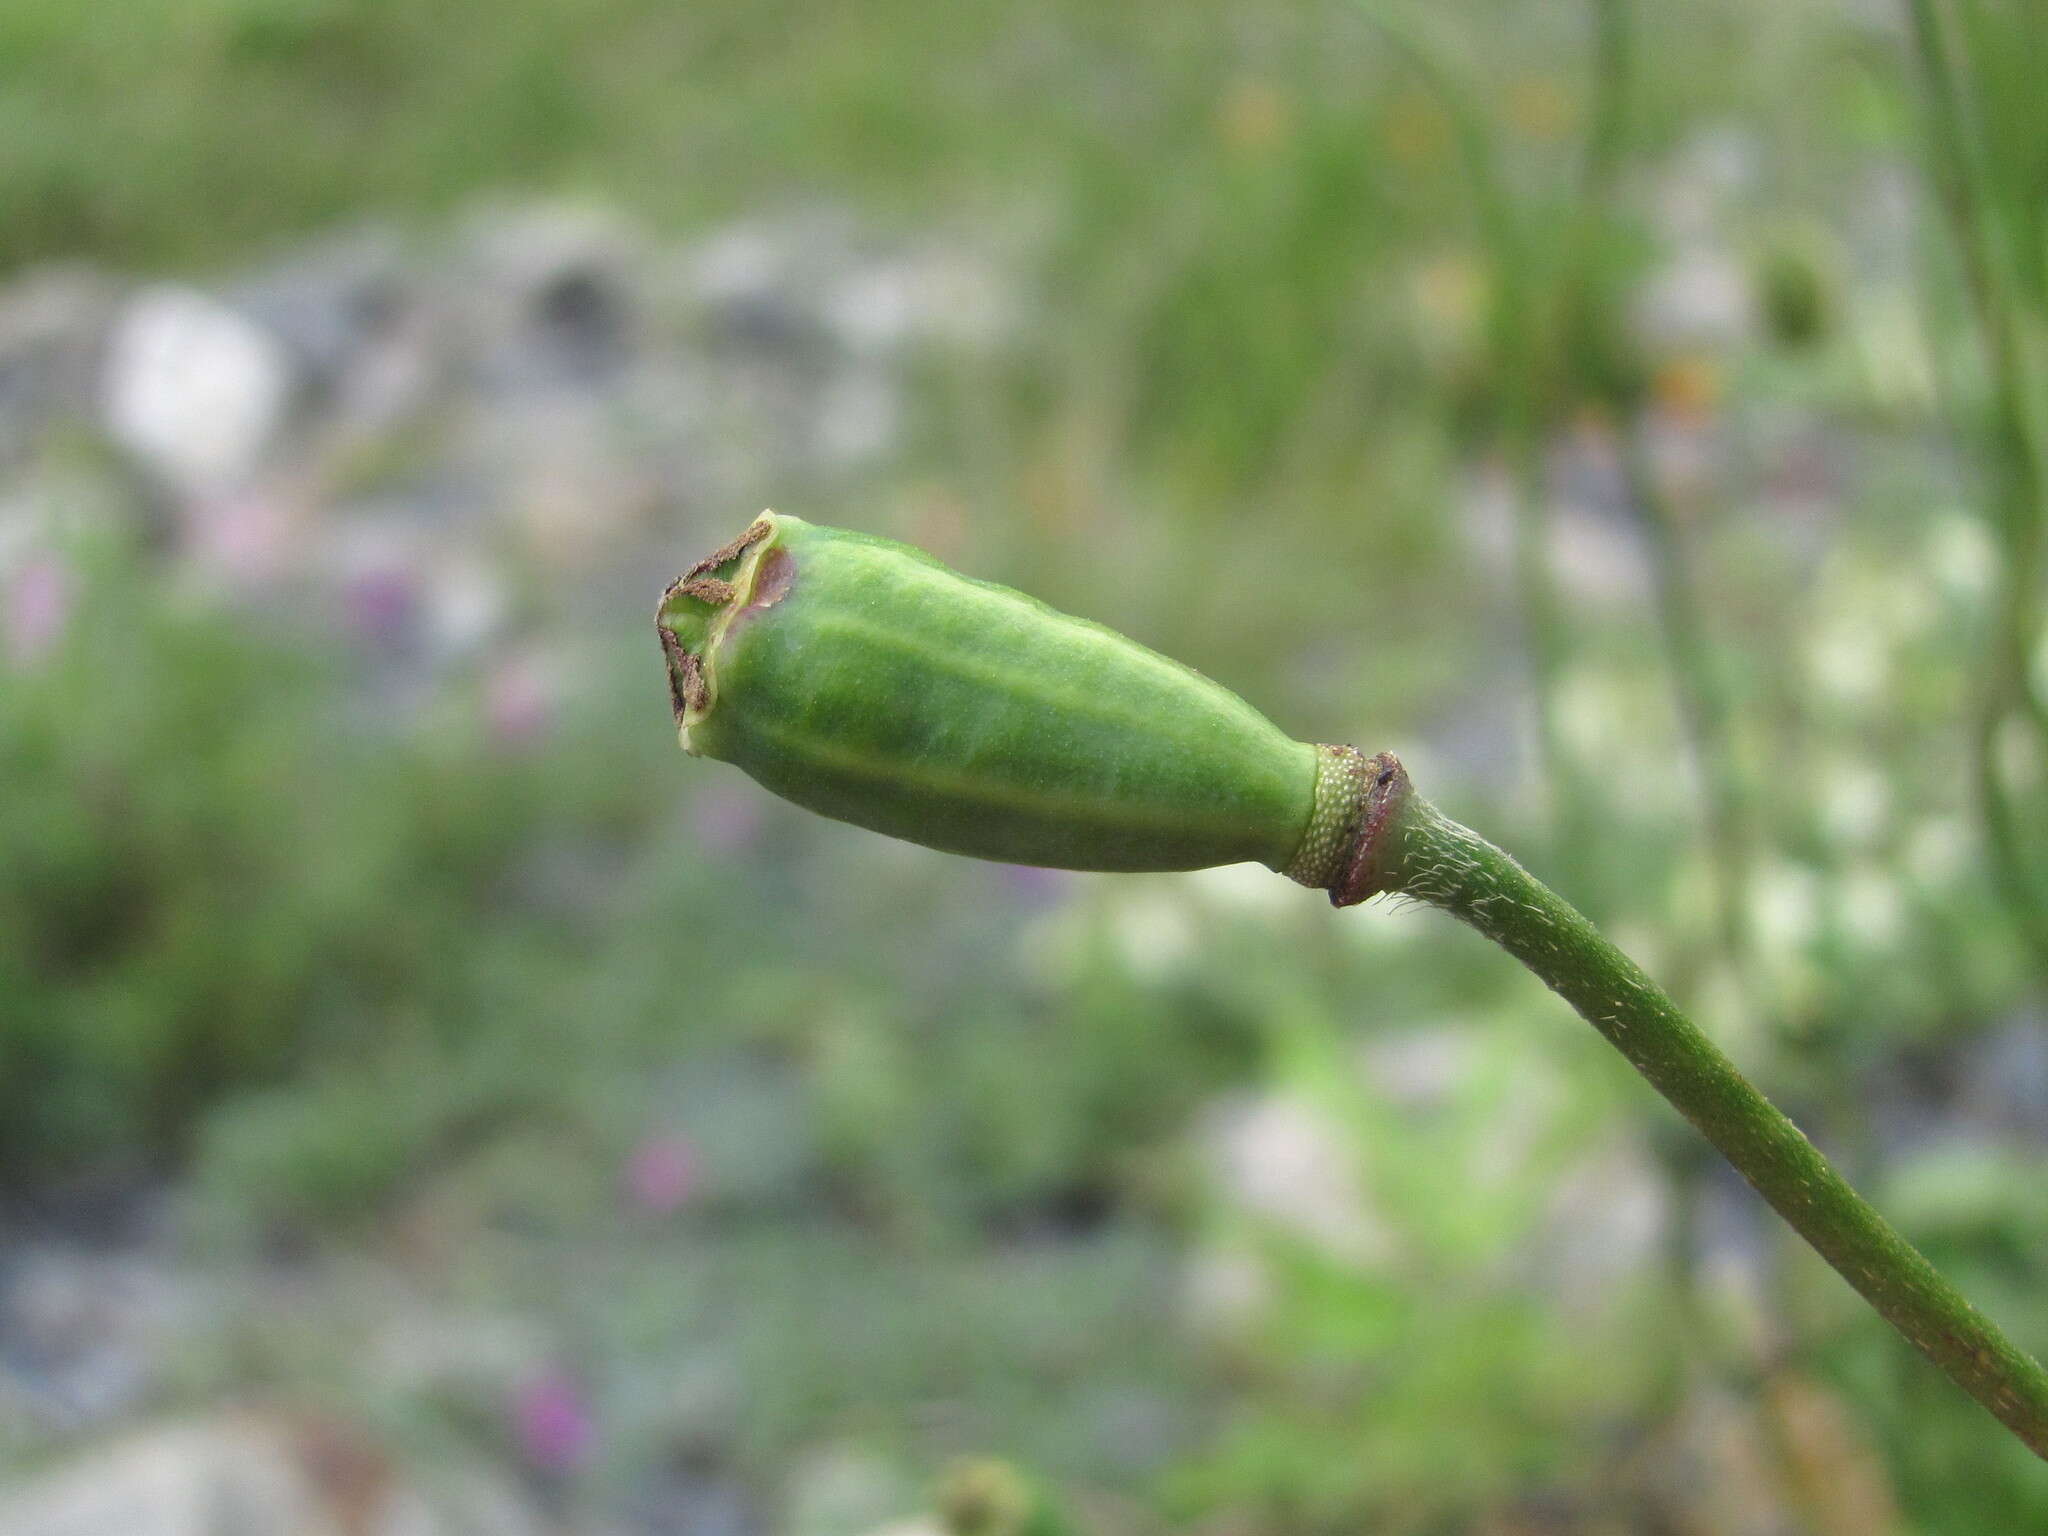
xmin=1357 ymin=760 xmax=2048 ymax=1459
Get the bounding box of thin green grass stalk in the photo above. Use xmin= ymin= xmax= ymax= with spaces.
xmin=1580 ymin=0 xmax=1631 ymax=201
xmin=1357 ymin=5 xmax=1575 ymax=844
xmin=1904 ymin=0 xmax=2048 ymax=976
xmin=1617 ymin=421 xmax=1756 ymax=984
xmin=1565 ymin=0 xmax=1763 ymax=1411
xmin=1572 ymin=0 xmax=1758 ymax=988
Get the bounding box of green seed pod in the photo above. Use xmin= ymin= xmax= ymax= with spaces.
xmin=657 ymin=512 xmax=1394 ymax=895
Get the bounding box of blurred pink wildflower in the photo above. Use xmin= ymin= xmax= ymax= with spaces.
xmin=5 ymin=555 xmax=73 ymax=669
xmin=691 ymin=781 xmax=765 ymax=856
xmin=485 ymin=650 xmax=558 ymax=747
xmin=183 ymin=491 xmax=301 ymax=587
xmin=999 ymin=862 xmax=1072 ymax=909
xmin=512 ymin=1369 xmax=595 ymax=1475
xmin=622 ymin=1133 xmax=698 ymax=1218
xmin=342 ymin=563 xmax=419 ymax=647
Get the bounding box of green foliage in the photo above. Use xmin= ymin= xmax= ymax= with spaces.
xmin=0 ymin=539 xmax=633 ymax=1183
xmin=1164 ymin=992 xmax=1650 ymax=1531
xmin=0 ymin=545 xmax=372 ymax=1175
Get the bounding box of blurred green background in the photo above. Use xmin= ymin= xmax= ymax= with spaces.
xmin=3 ymin=0 xmax=2047 ymax=1530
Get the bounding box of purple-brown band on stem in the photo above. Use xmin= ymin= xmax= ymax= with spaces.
xmin=1331 ymin=750 xmax=1411 ymax=907
xmin=1284 ymin=745 xmax=1412 ymax=904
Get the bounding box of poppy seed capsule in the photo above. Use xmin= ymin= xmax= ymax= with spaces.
xmin=657 ymin=513 xmax=1390 ymax=894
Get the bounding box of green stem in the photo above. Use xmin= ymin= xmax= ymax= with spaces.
xmin=1358 ymin=4 xmax=1573 ymax=839
xmin=1369 ymin=766 xmax=2048 ymax=1459
xmin=1504 ymin=379 xmax=1571 ymax=835
xmin=1616 ymin=424 xmax=1755 ymax=982
xmin=1904 ymin=0 xmax=2048 ymax=975
xmin=1970 ymin=691 xmax=2048 ymax=976
xmin=1903 ymin=0 xmax=2048 ymax=505
xmin=1569 ymin=0 xmax=1758 ymax=969
xmin=1581 ymin=0 xmax=1630 ymax=203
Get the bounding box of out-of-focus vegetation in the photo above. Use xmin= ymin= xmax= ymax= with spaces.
xmin=3 ymin=0 xmax=2048 ymax=1531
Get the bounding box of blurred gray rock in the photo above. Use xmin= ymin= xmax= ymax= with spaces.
xmin=782 ymin=1444 xmax=916 ymax=1536
xmin=230 ymin=227 xmax=413 ymax=394
xmin=1527 ymin=1134 xmax=1669 ymax=1306
xmin=0 ymin=1237 xmax=198 ymax=1439
xmin=1200 ymin=1090 xmax=1395 ymax=1268
xmin=457 ymin=202 xmax=645 ymax=391
xmin=612 ymin=1461 xmax=760 ymax=1536
xmin=0 ymin=268 xmax=119 ymax=472
xmin=1955 ymin=1014 xmax=2048 ymax=1139
xmin=0 ymin=1414 xmax=545 ymax=1536
xmin=0 ymin=198 xmax=1015 ymax=627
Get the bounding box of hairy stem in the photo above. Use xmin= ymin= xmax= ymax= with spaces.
xmin=1356 ymin=758 xmax=2048 ymax=1459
